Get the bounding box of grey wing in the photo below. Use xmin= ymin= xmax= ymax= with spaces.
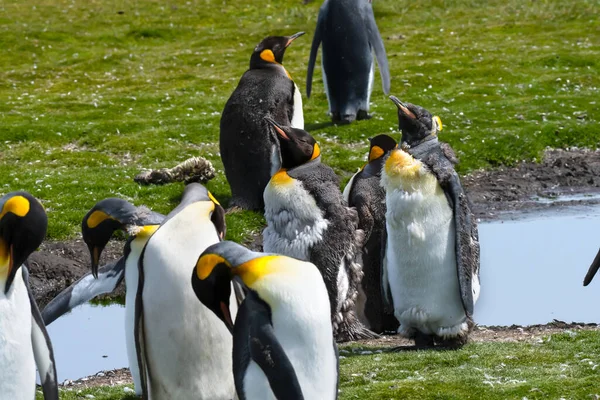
xmin=380 ymin=227 xmax=394 ymax=314
xmin=583 ymin=248 xmax=600 ymax=286
xmin=306 ymin=2 xmax=327 ymax=98
xmin=42 ymin=257 xmax=125 ymax=325
xmin=342 ymin=170 xmax=360 ymax=204
xmin=134 ymin=249 xmax=150 ymax=398
xmin=363 ymin=2 xmax=390 ymax=94
xmin=443 ymin=171 xmax=480 ymax=316
xmin=23 ymin=267 xmax=59 ymax=400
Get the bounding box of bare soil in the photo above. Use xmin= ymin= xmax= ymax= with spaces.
xmin=29 ymin=148 xmax=600 ymax=307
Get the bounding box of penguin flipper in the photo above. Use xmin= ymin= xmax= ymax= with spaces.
xmin=306 ymin=3 xmax=327 ymax=98
xmin=42 ymin=257 xmax=125 ymax=325
xmin=134 ymin=252 xmax=150 ymax=398
xmin=23 ymin=267 xmax=59 ymax=400
xmin=363 ymin=3 xmax=390 ymax=94
xmin=584 ymin=248 xmax=600 ymax=286
xmin=380 ymin=228 xmax=394 ymax=314
xmin=342 ymin=169 xmax=360 ymax=204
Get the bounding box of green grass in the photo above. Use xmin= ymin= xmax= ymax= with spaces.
xmin=1 ymin=0 xmax=599 ymax=241
xmin=38 ymin=330 xmax=600 ymax=399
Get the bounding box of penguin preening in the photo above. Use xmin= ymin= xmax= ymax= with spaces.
xmin=0 ymin=191 xmax=58 ymax=400
xmin=307 ymin=0 xmax=390 ymax=123
xmin=584 ymin=248 xmax=600 ymax=286
xmin=192 ymin=240 xmax=338 ymax=400
xmin=42 ymin=198 xmax=165 ymax=396
xmin=262 ymin=118 xmax=376 ymax=342
xmin=343 ymin=134 xmax=399 ymax=334
xmin=220 ymin=32 xmax=305 ymax=211
xmin=135 ymin=183 xmax=236 ymax=399
xmin=381 ymin=97 xmax=480 ymax=348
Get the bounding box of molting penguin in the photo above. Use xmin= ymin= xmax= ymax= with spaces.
xmin=135 ymin=183 xmax=236 ymax=399
xmin=262 ymin=118 xmax=375 ymax=342
xmin=307 ymin=0 xmax=390 ymax=123
xmin=42 ymin=198 xmax=165 ymax=396
xmin=220 ymin=32 xmax=305 ymax=210
xmin=381 ymin=97 xmax=480 ymax=348
xmin=192 ymin=240 xmax=339 ymax=400
xmin=584 ymin=248 xmax=600 ymax=286
xmin=0 ymin=191 xmax=58 ymax=400
xmin=343 ymin=135 xmax=399 ymax=333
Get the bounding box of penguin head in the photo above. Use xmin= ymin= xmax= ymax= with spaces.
xmin=265 ymin=117 xmax=320 ymax=169
xmin=368 ymin=134 xmax=397 ymax=162
xmin=82 ymin=198 xmax=159 ymax=279
xmin=0 ymin=192 xmax=47 ymax=294
xmin=389 ymin=96 xmax=443 ymax=147
xmin=176 ymin=183 xmax=226 ymax=240
xmin=250 ymin=32 xmax=304 ymax=70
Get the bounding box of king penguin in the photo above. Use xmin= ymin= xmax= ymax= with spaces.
xmin=306 ymin=0 xmax=390 ymax=123
xmin=42 ymin=198 xmax=165 ymax=396
xmin=342 ymin=134 xmax=399 ymax=334
xmin=135 ymin=183 xmax=237 ymax=399
xmin=192 ymin=240 xmax=338 ymax=400
xmin=0 ymin=191 xmax=58 ymax=400
xmin=262 ymin=118 xmax=375 ymax=342
xmin=381 ymin=96 xmax=480 ymax=348
xmin=220 ymin=32 xmax=305 ymax=211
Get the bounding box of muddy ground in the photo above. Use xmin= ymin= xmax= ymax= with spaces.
xmin=30 ymin=147 xmax=600 ymax=308
xmin=58 ymin=321 xmax=599 ymax=390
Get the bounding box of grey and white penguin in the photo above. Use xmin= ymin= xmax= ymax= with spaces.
xmin=342 ymin=134 xmax=399 ymax=334
xmin=306 ymin=0 xmax=390 ymax=123
xmin=0 ymin=191 xmax=58 ymax=400
xmin=42 ymin=198 xmax=165 ymax=396
xmin=262 ymin=118 xmax=376 ymax=342
xmin=381 ymin=96 xmax=480 ymax=348
xmin=584 ymin=248 xmax=600 ymax=286
xmin=220 ymin=33 xmax=305 ymax=211
xmin=192 ymin=240 xmax=339 ymax=400
xmin=134 ymin=183 xmax=237 ymax=399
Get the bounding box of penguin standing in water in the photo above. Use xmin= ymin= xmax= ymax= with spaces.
xmin=343 ymin=135 xmax=399 ymax=334
xmin=262 ymin=118 xmax=375 ymax=342
xmin=42 ymin=198 xmax=165 ymax=397
xmin=192 ymin=241 xmax=338 ymax=400
xmin=306 ymin=0 xmax=390 ymax=123
xmin=381 ymin=97 xmax=480 ymax=348
xmin=220 ymin=32 xmax=305 ymax=210
xmin=135 ymin=183 xmax=237 ymax=399
xmin=0 ymin=192 xmax=58 ymax=400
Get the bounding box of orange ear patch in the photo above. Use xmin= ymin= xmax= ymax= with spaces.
xmin=310 ymin=143 xmax=321 ymax=160
xmin=260 ymin=49 xmax=276 ymax=63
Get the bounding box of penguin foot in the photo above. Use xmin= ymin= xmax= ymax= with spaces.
xmin=331 ymin=112 xmax=355 ymax=125
xmin=434 ymin=334 xmax=469 ymax=350
xmin=356 ymin=110 xmax=372 ymax=121
xmin=413 ymin=331 xmax=435 ymax=349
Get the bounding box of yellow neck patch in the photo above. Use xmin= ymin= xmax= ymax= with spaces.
xmin=259 ymin=49 xmax=292 ymax=79
xmin=207 ymin=191 xmax=220 ymax=206
xmin=310 ymin=143 xmax=321 ymax=160
xmin=234 ymin=255 xmax=281 ymax=287
xmin=136 ymin=225 xmax=160 ymax=239
xmin=87 ymin=210 xmax=117 ymax=229
xmin=0 ymin=196 xmax=30 ymax=220
xmin=271 ymin=169 xmax=294 ymax=186
xmin=368 ymin=146 xmax=384 ymax=162
xmin=433 ymin=116 xmax=443 ymax=132
xmin=384 ymin=149 xmax=422 ymax=179
xmin=196 ymin=253 xmax=230 ymax=280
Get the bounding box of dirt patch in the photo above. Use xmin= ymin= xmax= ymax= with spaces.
xmin=29 ymin=148 xmax=600 ymax=307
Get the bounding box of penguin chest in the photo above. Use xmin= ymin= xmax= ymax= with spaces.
xmin=290 ymin=82 xmax=304 ymax=129
xmin=0 ymin=273 xmax=36 ymax=400
xmin=263 ymin=174 xmax=329 ymax=260
xmin=384 ymin=173 xmax=466 ymax=336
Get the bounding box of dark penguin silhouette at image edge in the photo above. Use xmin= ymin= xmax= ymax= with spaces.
xmin=220 ymin=33 xmax=305 ymax=210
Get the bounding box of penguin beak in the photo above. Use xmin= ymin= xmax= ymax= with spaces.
xmin=389 ymin=96 xmax=416 ymax=119
xmin=264 ymin=117 xmax=290 ymax=140
xmin=1 ymin=240 xmax=16 ymax=294
xmin=584 ymin=248 xmax=600 ymax=286
xmin=285 ymin=31 xmax=305 ymax=47
xmin=91 ymin=246 xmax=101 ymax=279
xmin=220 ymin=301 xmax=234 ymax=333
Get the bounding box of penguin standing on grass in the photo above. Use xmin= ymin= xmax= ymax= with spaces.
xmin=42 ymin=198 xmax=165 ymax=397
xmin=262 ymin=118 xmax=375 ymax=342
xmin=343 ymin=134 xmax=399 ymax=333
xmin=221 ymin=32 xmax=305 ymax=210
xmin=381 ymin=97 xmax=480 ymax=348
xmin=306 ymin=0 xmax=390 ymax=123
xmin=192 ymin=240 xmax=338 ymax=400
xmin=0 ymin=191 xmax=58 ymax=400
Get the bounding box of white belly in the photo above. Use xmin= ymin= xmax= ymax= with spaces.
xmin=125 ymin=242 xmax=144 ymax=395
xmin=385 ymin=186 xmax=468 ymax=338
xmin=141 ymin=203 xmax=236 ymax=399
xmin=263 ymin=179 xmax=328 ymax=260
xmin=290 ymin=82 xmax=304 ymax=130
xmin=0 ymin=272 xmax=36 ymax=400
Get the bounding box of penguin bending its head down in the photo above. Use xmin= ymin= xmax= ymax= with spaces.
xmin=135 ymin=183 xmax=236 ymax=399
xmin=0 ymin=191 xmax=58 ymax=400
xmin=307 ymin=0 xmax=390 ymax=123
xmin=42 ymin=198 xmax=165 ymax=396
xmin=381 ymin=97 xmax=480 ymax=348
xmin=262 ymin=118 xmax=376 ymax=342
xmin=192 ymin=240 xmax=339 ymax=400
xmin=343 ymin=135 xmax=399 ymax=334
xmin=220 ymin=32 xmax=305 ymax=211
